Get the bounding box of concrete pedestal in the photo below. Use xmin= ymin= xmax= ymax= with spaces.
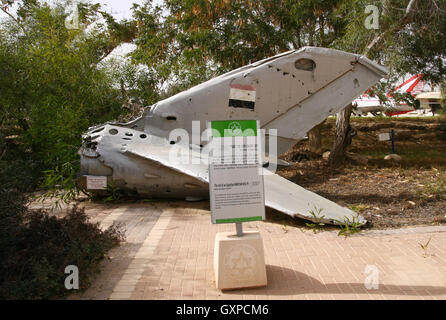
xmin=214 ymin=231 xmax=267 ymax=290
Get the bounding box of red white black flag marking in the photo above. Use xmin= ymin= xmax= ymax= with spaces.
xmin=228 ymin=84 xmax=256 ymax=110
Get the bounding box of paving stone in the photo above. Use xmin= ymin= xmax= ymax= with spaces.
xmin=69 ymin=201 xmax=446 ymax=300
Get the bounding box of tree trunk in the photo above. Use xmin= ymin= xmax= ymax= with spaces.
xmin=441 ymin=81 xmax=446 ymax=113
xmin=328 ymin=103 xmax=356 ymax=167
xmin=307 ymin=120 xmax=325 ymax=154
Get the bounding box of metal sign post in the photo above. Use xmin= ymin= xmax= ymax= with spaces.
xmin=236 ymin=222 xmax=243 ymax=237
xmin=391 ymin=129 xmax=395 ymax=154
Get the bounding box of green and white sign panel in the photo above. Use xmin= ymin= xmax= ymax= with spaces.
xmin=208 ymin=120 xmax=265 ymax=224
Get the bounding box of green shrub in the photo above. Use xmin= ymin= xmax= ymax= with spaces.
xmin=0 ymin=3 xmax=127 ymax=185
xmin=0 ymin=188 xmax=125 ymax=299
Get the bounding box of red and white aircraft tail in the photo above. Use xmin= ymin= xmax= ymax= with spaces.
xmin=392 ymin=74 xmax=424 ymax=95
xmin=353 ymin=74 xmax=425 ymax=116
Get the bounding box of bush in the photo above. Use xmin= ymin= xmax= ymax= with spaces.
xmin=0 ymin=188 xmax=125 ymax=300
xmin=0 ymin=3 xmax=127 ymax=184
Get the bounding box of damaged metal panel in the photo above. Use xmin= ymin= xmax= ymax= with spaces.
xmin=79 ymin=47 xmax=389 ymax=226
xmin=263 ymin=173 xmax=364 ymax=225
xmin=139 ymin=47 xmax=387 ymax=145
xmin=82 ymin=127 xmax=363 ymax=224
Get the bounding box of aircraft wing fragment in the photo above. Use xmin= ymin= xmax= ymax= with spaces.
xmin=125 ymin=141 xmax=365 ymax=226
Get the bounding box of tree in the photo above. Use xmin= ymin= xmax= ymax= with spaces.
xmin=327 ymin=0 xmax=446 ymax=166
xmin=327 ymin=103 xmax=355 ymax=167
xmin=131 ymin=0 xmax=347 ymax=96
xmin=0 ymin=0 xmax=137 ymax=187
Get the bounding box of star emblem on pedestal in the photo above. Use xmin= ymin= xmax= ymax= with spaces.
xmin=225 ymin=244 xmax=258 ymax=279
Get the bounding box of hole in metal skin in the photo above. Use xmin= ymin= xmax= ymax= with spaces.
xmin=295 ymin=58 xmax=316 ymax=71
xmin=109 ymin=129 xmax=118 ymax=135
xmin=92 ymin=127 xmax=104 ymax=134
xmin=86 ymin=141 xmax=98 ymax=150
xmin=140 ymin=134 xmax=147 ymax=139
xmin=166 ymin=116 xmax=177 ymax=121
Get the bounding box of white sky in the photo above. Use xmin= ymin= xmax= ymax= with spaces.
xmin=0 ymin=0 xmax=163 ymax=20
xmin=0 ymin=0 xmax=167 ymax=62
xmin=89 ymin=0 xmax=145 ymax=20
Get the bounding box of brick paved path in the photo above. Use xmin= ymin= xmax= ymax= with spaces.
xmin=68 ymin=201 xmax=446 ymax=300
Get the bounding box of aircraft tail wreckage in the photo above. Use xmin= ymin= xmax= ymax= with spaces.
xmin=78 ymin=47 xmax=388 ymax=226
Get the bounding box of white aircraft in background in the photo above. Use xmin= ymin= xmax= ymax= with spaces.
xmin=353 ymin=74 xmax=425 ymax=116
